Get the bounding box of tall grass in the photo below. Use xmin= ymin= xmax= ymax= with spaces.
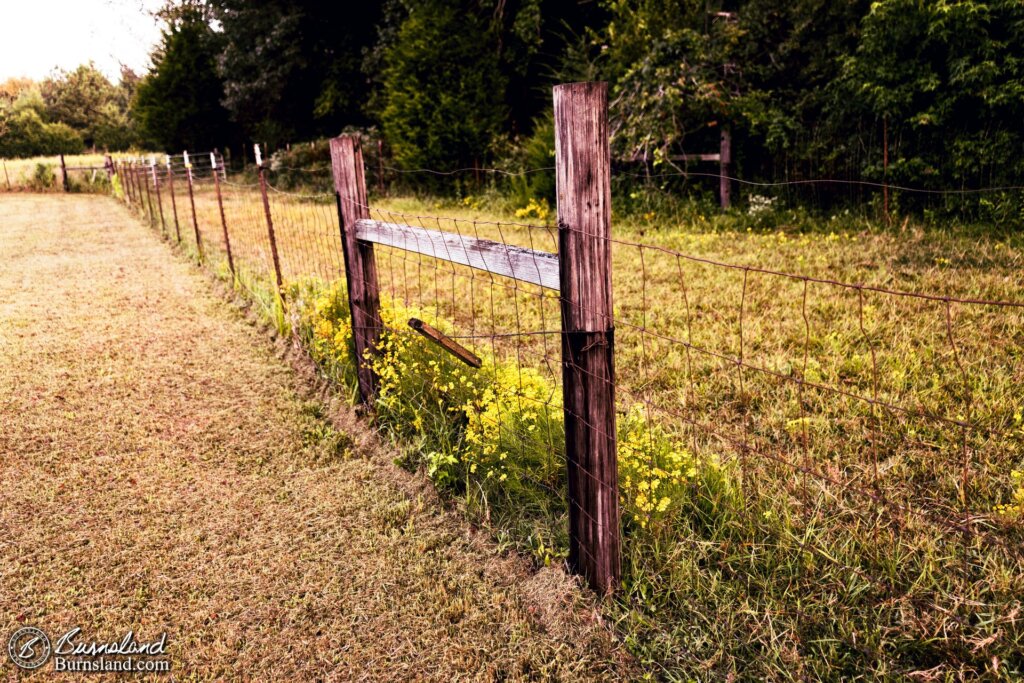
xmin=129 ymin=170 xmax=1024 ymax=680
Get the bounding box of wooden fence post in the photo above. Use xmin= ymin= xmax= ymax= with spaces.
xmin=212 ymin=151 xmax=235 ymax=277
xmin=60 ymin=154 xmax=69 ymax=192
xmin=330 ymin=135 xmax=383 ymax=405
xmin=151 ymin=158 xmax=166 ymax=236
xmin=255 ymin=144 xmax=284 ymax=295
xmin=720 ymin=124 xmax=732 ymax=209
xmin=3 ymin=159 xmax=10 ymax=190
xmin=184 ymin=151 xmax=203 ymax=260
xmin=553 ymin=81 xmax=621 ymax=594
xmin=166 ymin=156 xmax=181 ymax=242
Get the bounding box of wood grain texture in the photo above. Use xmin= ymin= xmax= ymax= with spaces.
xmin=354 ymin=219 xmax=560 ymax=291
xmin=553 ymin=81 xmax=621 ymax=594
xmin=330 ymin=135 xmax=383 ymax=404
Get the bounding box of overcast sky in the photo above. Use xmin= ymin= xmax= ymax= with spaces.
xmin=0 ymin=0 xmax=165 ymax=82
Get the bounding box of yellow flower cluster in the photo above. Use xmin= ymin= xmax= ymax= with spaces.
xmin=514 ymin=198 xmax=551 ymax=223
xmin=994 ymin=470 xmax=1023 ymax=518
xmin=618 ymin=405 xmax=703 ymax=530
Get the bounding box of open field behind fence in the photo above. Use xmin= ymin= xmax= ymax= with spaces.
xmin=7 ymin=93 xmax=1023 ymax=678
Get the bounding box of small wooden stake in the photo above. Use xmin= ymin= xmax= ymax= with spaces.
xmin=3 ymin=159 xmax=11 ymax=190
xmin=554 ymin=81 xmax=620 ymax=594
xmin=408 ymin=318 xmax=482 ymax=368
xmin=330 ymin=135 xmax=383 ymax=405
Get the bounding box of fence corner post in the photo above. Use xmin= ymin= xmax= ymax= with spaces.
xmin=553 ymin=81 xmax=621 ymax=595
xmin=329 ymin=135 xmax=383 ymax=405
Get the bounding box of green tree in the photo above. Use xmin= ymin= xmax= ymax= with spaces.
xmin=380 ymin=0 xmax=508 ymax=178
xmin=132 ymin=4 xmax=235 ymax=151
xmin=209 ymin=0 xmax=383 ymax=146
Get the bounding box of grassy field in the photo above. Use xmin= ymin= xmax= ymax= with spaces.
xmin=0 ymin=193 xmax=633 ymax=680
xmin=120 ymin=169 xmax=1024 ymax=679
xmin=1 ymin=153 xmax=116 ymax=192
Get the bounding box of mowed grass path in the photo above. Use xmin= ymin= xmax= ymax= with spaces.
xmin=0 ymin=194 xmax=629 ymax=681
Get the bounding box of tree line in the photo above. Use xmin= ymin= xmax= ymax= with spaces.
xmin=3 ymin=0 xmax=1022 ymax=201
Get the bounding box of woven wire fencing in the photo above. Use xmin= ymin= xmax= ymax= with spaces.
xmin=112 ymin=122 xmax=1024 ymax=676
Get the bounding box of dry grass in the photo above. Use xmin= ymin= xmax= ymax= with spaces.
xmin=0 ymin=194 xmax=633 ymax=681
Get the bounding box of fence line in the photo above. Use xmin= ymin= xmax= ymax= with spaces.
xmin=86 ymin=80 xmax=1024 ymax=676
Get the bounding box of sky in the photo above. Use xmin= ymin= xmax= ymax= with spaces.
xmin=0 ymin=0 xmax=164 ymax=82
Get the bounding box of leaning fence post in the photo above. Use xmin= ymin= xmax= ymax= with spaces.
xmin=330 ymin=135 xmax=383 ymax=405
xmin=553 ymin=81 xmax=620 ymax=594
xmin=212 ymin=151 xmax=235 ymax=277
xmin=124 ymin=160 xmax=134 ymax=205
xmin=166 ymin=156 xmax=181 ymax=242
xmin=255 ymin=144 xmax=284 ymax=296
xmin=151 ymin=157 xmax=166 ymax=236
xmin=184 ymin=151 xmax=203 ymax=260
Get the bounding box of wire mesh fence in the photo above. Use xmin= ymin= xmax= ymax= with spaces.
xmin=95 ymin=95 xmax=1024 ymax=674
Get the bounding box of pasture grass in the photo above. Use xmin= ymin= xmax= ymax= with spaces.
xmin=136 ymin=175 xmax=1024 ymax=679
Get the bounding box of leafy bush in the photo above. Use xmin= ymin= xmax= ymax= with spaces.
xmin=29 ymin=163 xmax=56 ymax=191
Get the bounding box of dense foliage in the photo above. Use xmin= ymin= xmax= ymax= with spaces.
xmin=0 ymin=65 xmax=135 ymax=157
xmin=3 ymin=0 xmax=1022 ymax=210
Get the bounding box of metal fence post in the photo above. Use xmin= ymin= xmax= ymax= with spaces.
xmin=184 ymin=151 xmax=203 ymax=260
xmin=553 ymin=81 xmax=621 ymax=594
xmin=151 ymin=157 xmax=166 ymax=236
xmin=255 ymin=144 xmax=284 ymax=295
xmin=329 ymin=135 xmax=383 ymax=405
xmin=166 ymin=156 xmax=181 ymax=243
xmin=212 ymin=151 xmax=235 ymax=277
xmin=141 ymin=156 xmax=155 ymax=226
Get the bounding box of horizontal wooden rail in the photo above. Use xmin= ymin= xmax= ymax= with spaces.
xmin=354 ymin=218 xmax=560 ymax=291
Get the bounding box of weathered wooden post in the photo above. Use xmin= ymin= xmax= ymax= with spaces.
xmin=212 ymin=151 xmax=235 ymax=277
xmin=553 ymin=81 xmax=620 ymax=594
xmin=330 ymin=135 xmax=383 ymax=404
xmin=166 ymin=156 xmax=181 ymax=242
xmin=255 ymin=144 xmax=284 ymax=296
xmin=184 ymin=151 xmax=203 ymax=260
xmin=151 ymin=157 xmax=166 ymax=236
xmin=124 ymin=160 xmax=134 ymax=205
xmin=719 ymin=124 xmax=732 ymax=209
xmin=60 ymin=154 xmax=69 ymax=192
xmin=2 ymin=159 xmax=10 ymax=190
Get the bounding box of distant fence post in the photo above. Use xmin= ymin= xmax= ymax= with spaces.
xmin=141 ymin=156 xmax=155 ymax=225
xmin=553 ymin=81 xmax=621 ymax=594
xmin=255 ymin=144 xmax=284 ymax=296
xmin=212 ymin=151 xmax=235 ymax=277
xmin=719 ymin=124 xmax=731 ymax=209
xmin=166 ymin=156 xmax=181 ymax=242
xmin=184 ymin=151 xmax=203 ymax=260
xmin=330 ymin=135 xmax=383 ymax=405
xmin=124 ymin=160 xmax=133 ymax=205
xmin=60 ymin=154 xmax=69 ymax=192
xmin=151 ymin=157 xmax=166 ymax=236
xmin=3 ymin=159 xmax=10 ymax=190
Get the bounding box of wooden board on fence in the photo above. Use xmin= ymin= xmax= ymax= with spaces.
xmin=353 ymin=218 xmax=561 ymax=291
